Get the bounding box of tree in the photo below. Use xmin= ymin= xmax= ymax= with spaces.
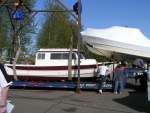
xmin=36 ymin=0 xmax=109 ymax=62
xmin=0 ymin=0 xmax=36 ymax=59
xmin=0 ymin=10 xmax=7 ymax=56
xmin=36 ymin=0 xmax=78 ymax=49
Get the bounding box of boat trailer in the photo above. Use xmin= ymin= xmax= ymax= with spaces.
xmin=10 ymin=81 xmax=113 ymax=90
xmin=10 ymin=68 xmax=148 ymax=90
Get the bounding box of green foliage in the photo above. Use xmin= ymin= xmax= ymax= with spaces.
xmin=0 ymin=6 xmax=9 ymax=56
xmin=0 ymin=0 xmax=36 ymax=58
xmin=0 ymin=0 xmax=112 ymax=63
xmin=36 ymin=0 xmax=78 ymax=49
xmin=80 ymin=43 xmax=108 ymax=62
xmin=36 ymin=0 xmax=108 ymax=62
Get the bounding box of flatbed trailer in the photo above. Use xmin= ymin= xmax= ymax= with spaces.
xmin=124 ymin=68 xmax=148 ymax=88
xmin=10 ymin=68 xmax=148 ymax=90
xmin=10 ymin=80 xmax=113 ymax=90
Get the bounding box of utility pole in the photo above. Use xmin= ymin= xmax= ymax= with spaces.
xmin=77 ymin=0 xmax=81 ymax=92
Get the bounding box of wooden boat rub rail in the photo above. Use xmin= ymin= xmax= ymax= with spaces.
xmin=6 ymin=65 xmax=96 ymax=70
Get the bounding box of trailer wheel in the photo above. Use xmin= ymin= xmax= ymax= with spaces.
xmin=139 ymin=73 xmax=147 ymax=89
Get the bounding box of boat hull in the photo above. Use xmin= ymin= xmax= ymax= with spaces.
xmin=5 ymin=64 xmax=98 ymax=81
xmin=85 ymin=39 xmax=150 ymax=61
xmin=81 ymin=27 xmax=150 ymax=61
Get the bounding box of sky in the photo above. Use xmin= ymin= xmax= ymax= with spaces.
xmin=34 ymin=0 xmax=150 ymax=38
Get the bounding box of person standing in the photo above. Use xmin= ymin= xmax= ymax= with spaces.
xmin=96 ymin=63 xmax=109 ymax=94
xmin=113 ymin=64 xmax=124 ymax=94
xmin=0 ymin=63 xmax=12 ymax=113
xmin=132 ymin=58 xmax=144 ymax=68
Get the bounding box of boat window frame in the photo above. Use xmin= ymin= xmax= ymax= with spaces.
xmin=37 ymin=53 xmax=45 ymax=60
xmin=50 ymin=53 xmax=76 ymax=60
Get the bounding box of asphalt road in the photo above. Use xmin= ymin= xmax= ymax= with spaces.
xmin=8 ymin=78 xmax=150 ymax=113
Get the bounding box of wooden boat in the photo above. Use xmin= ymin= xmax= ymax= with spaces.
xmin=5 ymin=48 xmax=97 ymax=81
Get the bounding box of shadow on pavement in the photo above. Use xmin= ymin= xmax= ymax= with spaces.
xmin=113 ymin=82 xmax=150 ymax=113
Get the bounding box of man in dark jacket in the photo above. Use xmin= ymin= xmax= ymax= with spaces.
xmin=114 ymin=64 xmax=124 ymax=94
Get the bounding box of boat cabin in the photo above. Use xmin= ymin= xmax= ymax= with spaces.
xmin=35 ymin=48 xmax=85 ymax=66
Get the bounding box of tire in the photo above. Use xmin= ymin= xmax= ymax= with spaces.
xmin=139 ymin=73 xmax=147 ymax=89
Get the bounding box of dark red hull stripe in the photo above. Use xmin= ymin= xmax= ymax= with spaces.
xmin=7 ymin=65 xmax=96 ymax=70
xmin=9 ymin=75 xmax=95 ymax=81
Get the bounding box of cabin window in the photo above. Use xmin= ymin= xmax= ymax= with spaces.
xmin=51 ymin=53 xmax=61 ymax=59
xmin=62 ymin=53 xmax=69 ymax=59
xmin=37 ymin=53 xmax=45 ymax=59
xmin=50 ymin=53 xmax=76 ymax=60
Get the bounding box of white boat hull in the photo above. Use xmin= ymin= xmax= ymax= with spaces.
xmin=5 ymin=48 xmax=98 ymax=81
xmin=81 ymin=26 xmax=150 ymax=61
xmin=5 ymin=64 xmax=97 ymax=81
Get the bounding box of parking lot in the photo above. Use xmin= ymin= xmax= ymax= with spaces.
xmin=8 ymin=78 xmax=150 ymax=113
